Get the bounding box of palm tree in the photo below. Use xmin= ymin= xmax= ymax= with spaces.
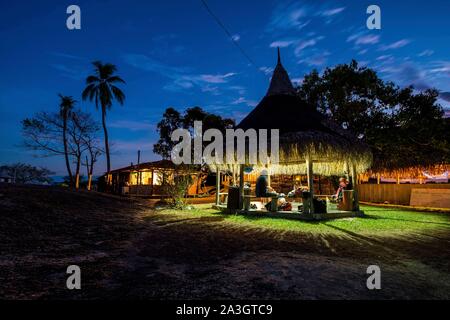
xmin=59 ymin=94 xmax=76 ymax=186
xmin=82 ymin=61 xmax=125 ymax=173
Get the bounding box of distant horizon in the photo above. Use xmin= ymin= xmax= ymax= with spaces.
xmin=1 ymin=0 xmax=449 ymax=175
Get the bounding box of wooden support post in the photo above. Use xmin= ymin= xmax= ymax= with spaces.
xmin=136 ymin=150 xmax=141 ymax=196
xmin=306 ymin=157 xmax=314 ymax=214
xmin=151 ymin=169 xmax=154 ymax=196
xmin=129 ymin=170 xmax=133 ymax=186
xmin=215 ymin=168 xmax=221 ymax=205
xmin=377 ymin=173 xmax=381 ymax=184
xmin=137 ymin=150 xmax=141 ymax=185
xmin=239 ymin=164 xmax=245 ymax=209
xmin=351 ymin=164 xmax=359 ymax=211
xmin=318 ymin=175 xmax=322 ymax=194
xmin=344 ymin=162 xmax=350 ymax=182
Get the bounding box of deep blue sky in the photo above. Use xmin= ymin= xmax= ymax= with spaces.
xmin=1 ymin=0 xmax=449 ymax=175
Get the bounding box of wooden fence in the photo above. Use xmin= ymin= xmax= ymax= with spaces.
xmin=357 ymin=183 xmax=450 ymax=205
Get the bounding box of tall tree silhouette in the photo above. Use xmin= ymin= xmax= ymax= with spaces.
xmin=82 ymin=61 xmax=125 ymax=173
xmin=59 ymin=94 xmax=75 ymax=186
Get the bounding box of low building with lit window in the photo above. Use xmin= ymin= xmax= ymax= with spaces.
xmin=104 ymin=160 xmax=212 ymax=197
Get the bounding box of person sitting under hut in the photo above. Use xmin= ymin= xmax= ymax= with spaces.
xmin=287 ymin=182 xmax=308 ymax=198
xmin=333 ymin=177 xmax=349 ymax=202
xmin=255 ymin=169 xmax=277 ymax=197
xmin=255 ymin=169 xmax=279 ymax=210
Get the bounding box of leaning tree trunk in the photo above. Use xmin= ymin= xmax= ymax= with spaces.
xmin=87 ymin=172 xmax=93 ymax=191
xmin=62 ymin=116 xmax=73 ymax=186
xmin=85 ymin=155 xmax=92 ymax=191
xmin=101 ymin=106 xmax=111 ymax=174
xmin=75 ymin=155 xmax=81 ymax=189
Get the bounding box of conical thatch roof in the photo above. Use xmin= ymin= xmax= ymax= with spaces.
xmin=266 ymin=48 xmax=296 ymax=96
xmin=210 ymin=50 xmax=372 ymax=176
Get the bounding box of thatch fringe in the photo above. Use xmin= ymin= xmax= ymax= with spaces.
xmin=207 ymin=130 xmax=372 ymax=176
xmin=363 ymin=163 xmax=450 ymax=180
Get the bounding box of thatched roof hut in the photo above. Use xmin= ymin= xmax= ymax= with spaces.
xmin=210 ymin=49 xmax=372 ymax=213
xmin=211 ymin=49 xmax=372 ymax=176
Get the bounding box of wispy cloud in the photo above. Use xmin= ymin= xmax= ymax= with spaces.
xmin=198 ymin=73 xmax=237 ymax=84
xmin=123 ymin=53 xmax=237 ymax=92
xmin=163 ymin=80 xmax=194 ymax=92
xmin=376 ymin=61 xmax=443 ymax=93
xmin=268 ymin=2 xmax=344 ymax=32
xmin=376 ymin=55 xmax=393 ymax=61
xmin=231 ymin=97 xmax=258 ymax=107
xmin=355 ymin=34 xmax=379 ymax=45
xmin=418 ymin=50 xmax=434 ymax=57
xmin=201 ymin=85 xmax=220 ymax=95
xmin=347 ymin=32 xmax=379 ymax=46
xmin=270 ymin=40 xmax=296 ymax=48
xmin=49 ymin=52 xmax=85 ymax=61
xmin=50 ymin=64 xmax=88 ymax=80
xmin=378 ymin=39 xmax=411 ymax=51
xmin=429 ymin=61 xmax=450 ymax=74
xmin=48 ymin=49 xmax=88 ymax=80
xmin=268 ymin=35 xmax=324 ymax=58
xmin=259 ymin=66 xmax=274 ymax=75
xmin=294 ymin=36 xmax=324 ymax=57
xmin=267 ymin=2 xmax=310 ymax=31
xmin=231 ymin=34 xmax=240 ymax=41
xmin=358 ymin=49 xmax=368 ymax=55
xmin=319 ymin=7 xmax=345 ymax=17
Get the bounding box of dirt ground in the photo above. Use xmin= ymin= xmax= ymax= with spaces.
xmin=1 ymin=184 xmax=449 ymax=300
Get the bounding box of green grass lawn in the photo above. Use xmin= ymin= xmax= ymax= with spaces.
xmin=157 ymin=204 xmax=450 ymax=236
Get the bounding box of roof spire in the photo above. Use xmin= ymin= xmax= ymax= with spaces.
xmin=266 ymin=47 xmax=295 ymax=96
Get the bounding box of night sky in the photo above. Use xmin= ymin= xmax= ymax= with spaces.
xmin=1 ymin=0 xmax=449 ymax=175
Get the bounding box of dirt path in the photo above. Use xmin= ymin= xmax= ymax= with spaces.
xmin=1 ymin=184 xmax=449 ymax=299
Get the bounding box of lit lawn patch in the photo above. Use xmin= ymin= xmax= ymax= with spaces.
xmin=157 ymin=204 xmax=450 ymax=236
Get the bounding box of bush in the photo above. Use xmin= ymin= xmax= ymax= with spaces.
xmin=161 ymin=173 xmax=193 ymax=210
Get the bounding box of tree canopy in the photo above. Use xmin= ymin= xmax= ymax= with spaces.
xmin=0 ymin=163 xmax=54 ymax=184
xmin=153 ymin=106 xmax=235 ymax=159
xmin=297 ymin=60 xmax=450 ymax=170
xmin=22 ymin=109 xmax=102 ymax=188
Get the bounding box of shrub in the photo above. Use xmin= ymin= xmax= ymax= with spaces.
xmin=161 ymin=173 xmax=193 ymax=209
